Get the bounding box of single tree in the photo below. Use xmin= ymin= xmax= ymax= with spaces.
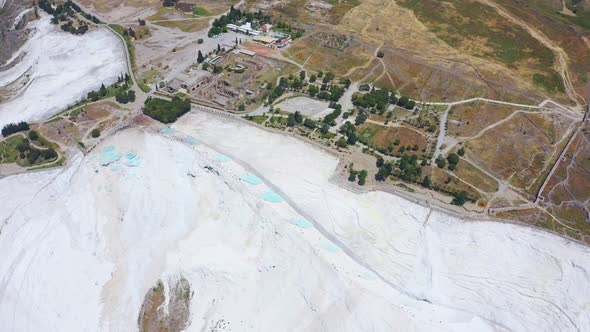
xmin=422 ymin=176 xmax=432 ymax=188
xmin=28 ymin=130 xmax=39 ymax=141
xmin=358 ymin=170 xmax=368 ymax=185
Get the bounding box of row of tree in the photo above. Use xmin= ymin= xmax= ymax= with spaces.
xmin=2 ymin=122 xmax=29 ymax=137
xmin=352 ymin=88 xmax=416 ymax=111
xmin=87 ymin=74 xmax=130 ymax=102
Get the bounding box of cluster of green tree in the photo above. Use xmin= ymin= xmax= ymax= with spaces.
xmin=347 ymin=163 xmax=368 ymax=185
xmin=115 ymin=90 xmax=135 ymax=104
xmin=163 ymin=0 xmax=179 ymax=7
xmin=138 ymin=18 xmax=146 ymax=26
xmin=446 ymin=152 xmax=460 ymax=171
xmin=118 ymin=73 xmax=131 ymax=83
xmin=394 ymin=154 xmax=422 ymax=181
xmin=318 ymin=85 xmax=345 ymax=102
xmin=123 ymin=27 xmax=137 ymax=39
xmin=397 ymin=96 xmax=416 ymax=110
xmin=356 ymin=134 xmax=429 ymax=160
xmin=353 ymin=88 xmax=416 ymax=111
xmin=352 ymin=88 xmax=390 ymax=110
xmin=451 ymin=191 xmax=469 ymax=206
xmin=273 ymin=21 xmax=304 ymax=39
xmin=87 ymin=85 xmax=111 ymax=101
xmin=375 ymin=159 xmax=394 ymax=181
xmin=39 ymin=0 xmax=97 ymax=32
xmin=91 ymin=128 xmax=101 ymax=138
xmin=321 ymin=72 xmax=335 ymax=84
xmin=208 ymin=6 xmax=270 ymax=37
xmin=354 ymin=111 xmax=367 ymax=125
xmin=359 ymin=84 xmax=371 ymax=91
xmin=436 ymin=152 xmax=460 ymax=171
xmin=15 ymin=135 xmax=57 ymax=165
xmin=60 ymin=21 xmax=88 ymax=35
xmin=397 ymin=144 xmax=420 ymax=153
xmin=404 ymin=109 xmax=437 ymax=132
xmin=143 ymin=96 xmax=191 ymax=123
xmin=86 ymin=74 xmax=131 ymax=102
xmin=435 ymin=155 xmax=446 ymax=169
xmin=374 ymin=154 xmax=423 ymax=182
xmin=340 ymin=78 xmax=352 ymax=89
xmin=323 ymin=105 xmax=342 ymax=126
xmin=266 ymin=84 xmax=284 ymax=104
xmin=303 ymin=118 xmax=317 ymax=129
xmin=268 ymin=115 xmax=287 ymax=126
xmin=212 ymin=65 xmax=223 ymax=74
xmin=335 ymin=121 xmax=355 ymax=146
xmin=307 ymin=84 xmax=345 ymax=102
xmin=2 ymin=122 xmax=29 ymax=137
xmin=279 ymin=76 xmax=304 ymax=90
xmin=286 ymin=111 xmax=303 ymax=127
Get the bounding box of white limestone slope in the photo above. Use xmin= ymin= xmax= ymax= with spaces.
xmin=0 ymin=14 xmax=127 ymax=127
xmin=0 ymin=128 xmax=492 ymax=331
xmin=174 ymin=112 xmax=590 ymax=331
xmin=0 ymin=114 xmax=589 ymax=331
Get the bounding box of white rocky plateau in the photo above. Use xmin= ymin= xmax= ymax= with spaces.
xmin=0 ymin=113 xmax=588 ymax=331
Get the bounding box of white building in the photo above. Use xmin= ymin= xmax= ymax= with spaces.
xmin=228 ymin=22 xmax=262 ymax=36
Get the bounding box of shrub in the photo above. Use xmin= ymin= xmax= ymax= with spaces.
xmin=451 ymin=191 xmax=469 ymax=206
xmin=436 ymin=156 xmax=447 ymax=168
xmin=28 ymin=130 xmax=39 ymax=140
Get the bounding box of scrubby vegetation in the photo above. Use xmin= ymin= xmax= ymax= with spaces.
xmin=143 ymin=96 xmax=191 ymax=123
xmin=532 ymin=73 xmax=565 ymax=94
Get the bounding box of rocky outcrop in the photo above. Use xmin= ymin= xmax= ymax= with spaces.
xmin=138 ymin=277 xmax=192 ymax=332
xmin=0 ymin=0 xmax=36 ymax=66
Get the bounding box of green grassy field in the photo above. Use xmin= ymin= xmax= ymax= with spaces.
xmin=192 ymin=6 xmax=209 ymax=16
xmin=0 ymin=135 xmax=25 ymax=163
